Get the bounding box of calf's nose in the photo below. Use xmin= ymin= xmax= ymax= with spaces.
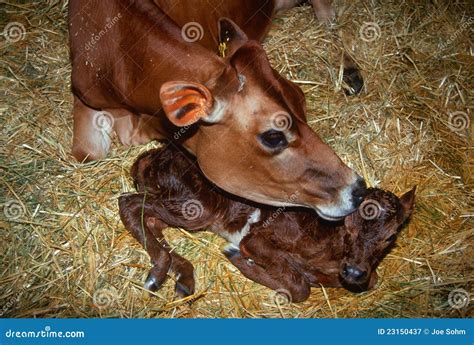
xmin=342 ymin=265 xmax=367 ymax=282
xmin=351 ymin=177 xmax=368 ymax=208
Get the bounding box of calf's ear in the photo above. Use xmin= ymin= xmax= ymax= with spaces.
xmin=398 ymin=186 xmax=416 ymax=223
xmin=160 ymin=81 xmax=219 ymax=127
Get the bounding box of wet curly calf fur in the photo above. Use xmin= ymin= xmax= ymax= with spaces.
xmin=119 ymin=144 xmax=415 ymax=302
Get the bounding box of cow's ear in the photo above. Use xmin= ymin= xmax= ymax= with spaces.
xmin=160 ymin=81 xmax=216 ymax=127
xmin=218 ymin=17 xmax=248 ymax=57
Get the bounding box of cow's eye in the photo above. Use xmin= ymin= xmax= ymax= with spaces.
xmin=259 ymin=130 xmax=288 ymax=150
xmin=386 ymin=234 xmax=397 ymax=243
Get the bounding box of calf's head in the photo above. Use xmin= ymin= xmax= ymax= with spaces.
xmin=159 ymin=19 xmax=366 ymax=220
xmin=340 ymin=187 xmax=416 ymax=289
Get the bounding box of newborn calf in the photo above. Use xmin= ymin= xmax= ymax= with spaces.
xmin=119 ymin=144 xmax=415 ymax=302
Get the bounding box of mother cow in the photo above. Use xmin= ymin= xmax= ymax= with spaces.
xmin=68 ymin=0 xmax=366 ymax=220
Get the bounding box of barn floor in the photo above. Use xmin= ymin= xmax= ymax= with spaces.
xmin=1 ymin=0 xmax=472 ymax=318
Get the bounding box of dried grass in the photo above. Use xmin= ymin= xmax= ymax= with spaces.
xmin=1 ymin=0 xmax=472 ymax=318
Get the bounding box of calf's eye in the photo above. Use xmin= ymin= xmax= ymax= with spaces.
xmin=259 ymin=130 xmax=288 ymax=150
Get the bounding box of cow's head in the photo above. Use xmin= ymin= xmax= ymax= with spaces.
xmin=340 ymin=187 xmax=416 ymax=289
xmin=159 ymin=18 xmax=366 ymax=220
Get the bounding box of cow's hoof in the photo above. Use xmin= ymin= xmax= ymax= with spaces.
xmin=143 ymin=266 xmax=168 ymax=292
xmin=343 ymin=67 xmax=364 ymax=95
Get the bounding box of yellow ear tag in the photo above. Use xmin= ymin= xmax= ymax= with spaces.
xmin=219 ymin=30 xmax=230 ymax=58
xmin=219 ymin=41 xmax=227 ymax=58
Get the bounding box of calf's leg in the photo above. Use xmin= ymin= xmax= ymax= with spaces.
xmin=225 ymin=230 xmax=311 ymax=303
xmin=224 ymin=246 xmax=310 ymax=303
xmin=146 ymin=218 xmax=196 ymax=298
xmin=118 ymin=194 xmax=172 ymax=292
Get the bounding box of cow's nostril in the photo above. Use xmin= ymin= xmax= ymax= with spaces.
xmin=351 ymin=177 xmax=368 ymax=207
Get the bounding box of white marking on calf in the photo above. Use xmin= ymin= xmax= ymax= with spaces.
xmin=221 ymin=209 xmax=261 ymax=246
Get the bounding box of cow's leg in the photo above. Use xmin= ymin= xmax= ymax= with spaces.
xmin=311 ymin=0 xmax=364 ymax=94
xmin=224 ymin=246 xmax=310 ymax=303
xmin=71 ymin=95 xmax=113 ymax=162
xmin=118 ymin=194 xmax=172 ymax=292
xmin=112 ymin=110 xmax=163 ymax=146
xmin=311 ymin=0 xmax=335 ymax=21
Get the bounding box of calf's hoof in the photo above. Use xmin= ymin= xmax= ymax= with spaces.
xmin=343 ymin=67 xmax=364 ymax=95
xmin=175 ymin=280 xmax=195 ymax=298
xmin=143 ymin=266 xmax=169 ymax=292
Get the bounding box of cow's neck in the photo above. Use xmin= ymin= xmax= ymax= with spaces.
xmin=117 ymin=0 xmax=227 ymax=114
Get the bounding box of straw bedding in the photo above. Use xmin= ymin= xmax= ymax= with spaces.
xmin=1 ymin=0 xmax=472 ymax=318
